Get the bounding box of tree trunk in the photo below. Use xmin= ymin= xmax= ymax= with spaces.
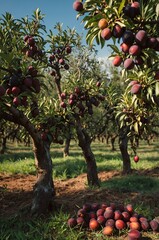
xmin=0 ymin=137 xmax=7 ymax=154
xmin=31 ymin=139 xmax=55 ymax=215
xmin=111 ymin=136 xmax=115 ymax=151
xmin=1 ymin=108 xmax=55 ymax=215
xmin=106 ymin=134 xmax=109 ymax=145
xmin=76 ymin=119 xmax=100 ymax=187
xmin=119 ymin=133 xmax=132 ymax=174
xmin=63 ymin=134 xmax=71 ymax=157
xmin=111 ymin=134 xmax=118 ymax=151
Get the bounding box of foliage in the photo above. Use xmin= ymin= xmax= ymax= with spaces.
xmin=74 ymin=0 xmax=159 ymax=150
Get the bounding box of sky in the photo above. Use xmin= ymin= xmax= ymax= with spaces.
xmin=0 ymin=0 xmax=111 ymax=58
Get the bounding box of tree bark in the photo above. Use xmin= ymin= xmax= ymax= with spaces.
xmin=63 ymin=133 xmax=71 ymax=157
xmin=1 ymin=107 xmax=55 ymax=215
xmin=76 ymin=119 xmax=100 ymax=187
xmin=31 ymin=139 xmax=55 ymax=215
xmin=0 ymin=137 xmax=7 ymax=154
xmin=111 ymin=134 xmax=118 ymax=151
xmin=119 ymin=131 xmax=132 ymax=174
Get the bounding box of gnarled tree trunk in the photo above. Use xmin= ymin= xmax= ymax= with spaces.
xmin=1 ymin=107 xmax=56 ymax=215
xmin=31 ymin=139 xmax=55 ymax=215
xmin=119 ymin=131 xmax=132 ymax=174
xmin=76 ymin=119 xmax=100 ymax=187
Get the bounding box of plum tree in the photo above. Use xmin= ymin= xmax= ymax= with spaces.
xmin=73 ymin=0 xmax=159 ymax=174
xmin=0 ymin=10 xmax=81 ymax=215
xmin=55 ymin=42 xmax=110 ymax=187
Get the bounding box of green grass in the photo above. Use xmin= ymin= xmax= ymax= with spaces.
xmin=0 ymin=158 xmax=36 ymax=175
xmin=0 ymin=140 xmax=159 ymax=239
xmin=101 ymin=174 xmax=159 ymax=194
xmin=1 ymin=140 xmax=158 ymax=178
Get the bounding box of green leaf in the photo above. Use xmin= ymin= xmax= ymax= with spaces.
xmin=156 ymin=4 xmax=159 ymax=18
xmin=134 ymin=122 xmax=138 ymax=133
xmin=115 ymin=21 xmax=126 ymax=28
xmin=86 ymin=27 xmax=100 ymax=46
xmin=107 ymin=44 xmax=120 ymax=54
xmin=0 ymin=52 xmax=14 ymax=63
xmin=108 ymin=0 xmax=113 ymax=7
xmin=147 ymin=87 xmax=153 ymax=97
xmin=155 ymin=81 xmax=159 ymax=96
xmin=118 ymin=0 xmax=127 ymax=15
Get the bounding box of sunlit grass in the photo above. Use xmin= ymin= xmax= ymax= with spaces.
xmin=0 ymin=140 xmax=159 ymax=179
xmin=0 ymin=158 xmax=36 ymax=175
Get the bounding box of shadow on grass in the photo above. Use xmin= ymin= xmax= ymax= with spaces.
xmin=101 ymin=174 xmax=159 ymax=194
xmin=52 ymin=157 xmax=122 ymax=179
xmin=0 ymin=152 xmax=34 ymax=163
xmin=143 ymin=156 xmax=159 ymax=162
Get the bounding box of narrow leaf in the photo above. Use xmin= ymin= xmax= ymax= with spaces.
xmin=156 ymin=4 xmax=159 ymax=17
xmin=134 ymin=122 xmax=138 ymax=133
xmin=118 ymin=0 xmax=126 ymax=15
xmin=155 ymin=81 xmax=159 ymax=96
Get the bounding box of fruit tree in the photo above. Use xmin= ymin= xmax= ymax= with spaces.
xmin=0 ymin=10 xmax=81 ymax=214
xmin=73 ymin=0 xmax=159 ymax=171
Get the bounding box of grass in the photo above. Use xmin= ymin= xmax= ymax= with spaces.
xmin=0 ymin=140 xmax=159 ymax=239
xmin=1 ymin=140 xmax=158 ymax=178
xmin=101 ymin=174 xmax=159 ymax=194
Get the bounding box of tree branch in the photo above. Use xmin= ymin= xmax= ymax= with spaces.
xmin=2 ymin=104 xmax=40 ymax=144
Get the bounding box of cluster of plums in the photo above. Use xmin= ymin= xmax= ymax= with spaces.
xmin=49 ymin=45 xmax=71 ymax=76
xmin=0 ymin=34 xmax=43 ymax=115
xmin=127 ymin=69 xmax=159 ymax=95
xmin=73 ymin=1 xmax=159 ymax=71
xmin=23 ymin=35 xmax=43 ymax=59
xmin=38 ymin=117 xmax=65 ymax=144
xmin=60 ymin=83 xmax=105 ymax=116
xmin=112 ymin=28 xmax=159 ymax=70
xmin=40 ymin=129 xmax=63 ymax=144
xmin=67 ymin=202 xmax=159 ymax=239
xmin=112 ymin=2 xmax=159 ymax=70
xmin=0 ymin=66 xmax=40 ymax=114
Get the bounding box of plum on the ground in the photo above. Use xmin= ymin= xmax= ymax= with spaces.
xmin=115 ymin=219 xmax=126 ymax=230
xmin=67 ymin=217 xmax=77 ymax=228
xmin=127 ymin=229 xmax=142 ymax=240
xmin=102 ymin=225 xmax=114 ymax=236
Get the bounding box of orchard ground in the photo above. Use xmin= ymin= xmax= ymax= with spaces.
xmin=0 ymin=140 xmax=159 ymax=239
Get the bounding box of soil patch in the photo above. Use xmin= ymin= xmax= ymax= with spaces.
xmin=0 ymin=168 xmax=159 ymax=218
